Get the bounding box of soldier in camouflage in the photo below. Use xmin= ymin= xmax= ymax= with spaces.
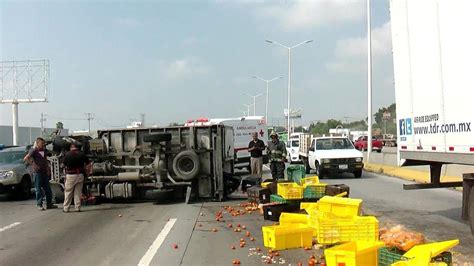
xmin=267 ymin=132 xmax=287 ymax=180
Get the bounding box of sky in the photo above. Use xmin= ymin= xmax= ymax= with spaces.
xmin=0 ymin=0 xmax=395 ymax=131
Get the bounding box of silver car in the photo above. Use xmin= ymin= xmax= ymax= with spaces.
xmin=0 ymin=146 xmax=33 ymax=199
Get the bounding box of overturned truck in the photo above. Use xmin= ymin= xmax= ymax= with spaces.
xmin=49 ymin=125 xmax=240 ymax=203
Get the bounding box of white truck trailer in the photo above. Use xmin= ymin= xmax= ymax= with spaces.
xmin=390 ymin=0 xmax=474 ymax=228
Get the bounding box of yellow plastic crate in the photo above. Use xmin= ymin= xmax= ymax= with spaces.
xmin=301 ymin=176 xmax=320 ymax=186
xmin=318 ymin=196 xmax=362 ymax=217
xmin=300 ymin=202 xmax=319 ymax=213
xmin=261 ymin=182 xmax=272 ymax=188
xmin=325 ymin=241 xmax=385 ymax=266
xmin=279 ymin=212 xmax=309 ymax=225
xmin=316 ymin=214 xmax=379 ymax=245
xmin=262 ymin=224 xmax=313 ymax=250
xmin=277 ymin=183 xmax=304 ymax=200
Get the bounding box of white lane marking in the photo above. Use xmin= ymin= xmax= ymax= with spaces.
xmin=0 ymin=222 xmax=21 ymax=232
xmin=138 ymin=218 xmax=177 ymax=266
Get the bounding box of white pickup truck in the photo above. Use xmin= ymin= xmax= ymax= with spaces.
xmin=299 ymin=134 xmax=364 ymax=178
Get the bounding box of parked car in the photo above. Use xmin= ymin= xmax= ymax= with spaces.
xmin=353 ymin=136 xmax=383 ymax=153
xmin=0 ymin=146 xmax=33 ymax=199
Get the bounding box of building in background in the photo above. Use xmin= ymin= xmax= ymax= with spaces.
xmin=0 ymin=125 xmax=69 ymax=146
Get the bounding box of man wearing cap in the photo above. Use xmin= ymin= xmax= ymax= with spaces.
xmin=267 ymin=132 xmax=287 ymax=180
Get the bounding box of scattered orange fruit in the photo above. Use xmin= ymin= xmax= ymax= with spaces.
xmin=250 ymin=237 xmax=255 ymax=241
xmin=173 ymin=244 xmax=178 ymax=249
xmin=231 ymin=246 xmax=236 ymax=250
xmin=245 ymin=231 xmax=251 ymax=237
xmin=212 ymin=228 xmax=218 ymax=232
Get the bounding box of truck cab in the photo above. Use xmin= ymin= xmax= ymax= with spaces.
xmin=306 ymin=137 xmax=364 ymax=178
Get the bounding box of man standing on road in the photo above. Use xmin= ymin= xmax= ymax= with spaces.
xmin=248 ymin=132 xmax=265 ymax=180
xmin=267 ymin=132 xmax=287 ymax=180
xmin=24 ymin=137 xmax=57 ymax=211
xmin=62 ymin=143 xmax=89 ymax=213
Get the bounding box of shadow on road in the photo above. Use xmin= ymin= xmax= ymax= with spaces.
xmin=432 ymin=207 xmax=468 ymax=224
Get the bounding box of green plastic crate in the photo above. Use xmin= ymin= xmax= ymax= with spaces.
xmin=378 ymin=247 xmax=408 ymax=266
xmin=271 ymin=194 xmax=287 ymax=204
xmin=286 ymin=165 xmax=306 ymax=184
xmin=303 ymin=184 xmax=326 ymax=199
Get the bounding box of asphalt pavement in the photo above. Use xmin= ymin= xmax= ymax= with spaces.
xmin=0 ymin=167 xmax=473 ymax=265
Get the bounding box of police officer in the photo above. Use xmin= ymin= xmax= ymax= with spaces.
xmin=267 ymin=132 xmax=287 ymax=180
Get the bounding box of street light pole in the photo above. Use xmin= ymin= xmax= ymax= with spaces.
xmin=266 ymin=39 xmax=313 ymax=135
xmin=246 ymin=93 xmax=263 ymax=116
xmin=367 ymin=0 xmax=373 ymax=163
xmin=253 ymin=76 xmax=282 ymax=123
xmin=243 ymin=104 xmax=252 ymax=117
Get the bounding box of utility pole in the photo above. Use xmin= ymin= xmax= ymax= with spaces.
xmin=85 ymin=113 xmax=94 ymax=133
xmin=140 ymin=113 xmax=145 ymax=127
xmin=40 ymin=113 xmax=47 ymax=138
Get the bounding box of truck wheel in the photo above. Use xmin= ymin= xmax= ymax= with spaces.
xmin=172 ymin=150 xmax=201 ymax=180
xmin=146 ymin=189 xmax=174 ymax=202
xmin=54 ymin=192 xmax=65 ymax=204
xmin=304 ymin=160 xmax=311 ymax=174
xmin=143 ymin=132 xmax=172 ymax=143
xmin=315 ymin=162 xmax=324 ymax=179
xmin=15 ymin=176 xmax=31 ymax=200
xmin=354 ymin=170 xmax=362 ymax=178
xmin=377 ymin=149 xmax=382 ymax=153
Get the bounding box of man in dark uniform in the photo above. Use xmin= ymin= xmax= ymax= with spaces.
xmin=267 ymin=132 xmax=287 ymax=180
xmin=62 ymin=143 xmax=90 ymax=213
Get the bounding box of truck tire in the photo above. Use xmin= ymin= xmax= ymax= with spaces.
xmin=146 ymin=189 xmax=174 ymax=202
xmin=377 ymin=149 xmax=382 ymax=153
xmin=15 ymin=176 xmax=31 ymax=200
xmin=315 ymin=162 xmax=324 ymax=179
xmin=143 ymin=133 xmax=172 ymax=143
xmin=54 ymin=192 xmax=65 ymax=204
xmin=172 ymin=150 xmax=201 ymax=181
xmin=354 ymin=170 xmax=362 ymax=178
xmin=304 ymin=159 xmax=311 ymax=174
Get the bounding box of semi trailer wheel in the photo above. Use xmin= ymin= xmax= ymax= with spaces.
xmin=143 ymin=132 xmax=172 ymax=143
xmin=172 ymin=150 xmax=201 ymax=180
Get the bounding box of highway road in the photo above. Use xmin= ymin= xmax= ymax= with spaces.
xmin=1 ymin=168 xmax=473 ymax=265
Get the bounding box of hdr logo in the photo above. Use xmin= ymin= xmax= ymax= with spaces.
xmin=399 ymin=118 xmax=413 ymax=135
